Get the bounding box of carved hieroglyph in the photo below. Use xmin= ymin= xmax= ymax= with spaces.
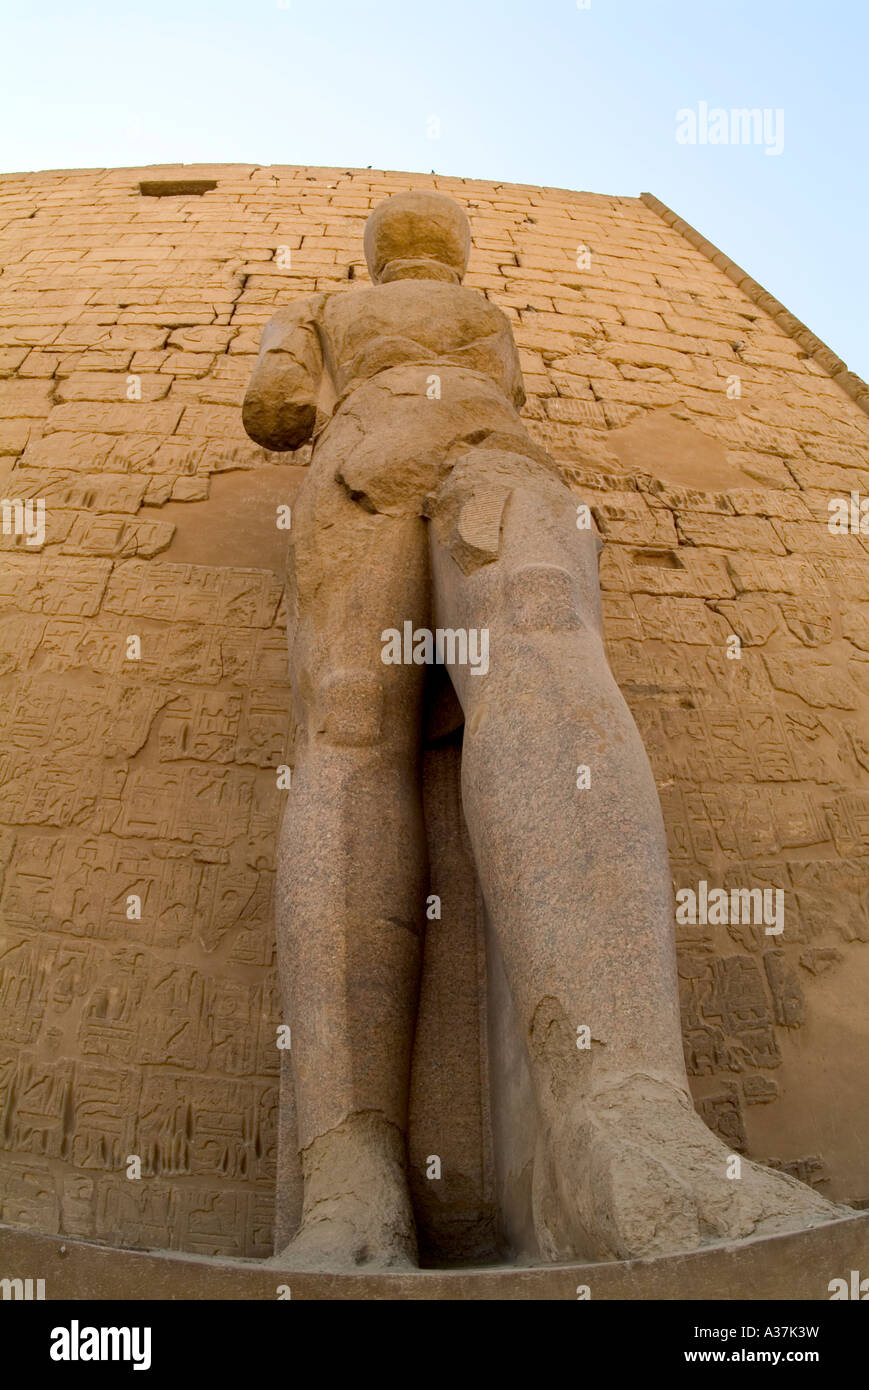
xmin=242 ymin=191 xmax=852 ymax=1269
xmin=1 ymin=165 xmax=868 ymax=1268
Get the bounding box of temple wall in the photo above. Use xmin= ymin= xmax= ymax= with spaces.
xmin=0 ymin=163 xmax=867 ymax=1257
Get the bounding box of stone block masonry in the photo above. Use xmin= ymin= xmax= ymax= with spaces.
xmin=0 ymin=163 xmax=868 ymax=1257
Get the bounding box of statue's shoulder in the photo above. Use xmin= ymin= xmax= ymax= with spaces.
xmin=448 ymin=281 xmax=515 ymax=330
xmin=319 ymin=283 xmax=378 ymax=323
xmin=267 ymin=291 xmax=329 ymax=328
xmin=326 ymin=279 xmax=506 ymax=321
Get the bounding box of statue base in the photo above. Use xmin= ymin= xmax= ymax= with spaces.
xmin=2 ymin=1215 xmax=868 ymax=1300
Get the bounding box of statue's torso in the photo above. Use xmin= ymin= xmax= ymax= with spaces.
xmin=306 ymin=280 xmax=551 ymax=517
xmin=320 ymin=280 xmax=521 ymax=403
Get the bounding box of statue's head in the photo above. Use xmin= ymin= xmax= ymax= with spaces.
xmin=364 ymin=191 xmax=471 ymax=285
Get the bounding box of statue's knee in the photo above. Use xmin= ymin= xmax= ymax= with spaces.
xmin=317 ymin=670 xmax=385 ymax=747
xmin=506 ymin=563 xmax=585 ymax=632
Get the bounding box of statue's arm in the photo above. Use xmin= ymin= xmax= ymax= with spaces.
xmin=500 ymin=322 xmax=527 ymax=410
xmin=242 ymin=296 xmax=327 ymax=452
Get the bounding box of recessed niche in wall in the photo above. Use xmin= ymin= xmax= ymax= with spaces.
xmin=138 ymin=179 xmax=217 ymax=196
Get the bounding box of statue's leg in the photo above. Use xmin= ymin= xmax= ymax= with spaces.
xmin=273 ymin=469 xmax=430 ymax=1271
xmin=428 ymin=451 xmax=848 ymax=1262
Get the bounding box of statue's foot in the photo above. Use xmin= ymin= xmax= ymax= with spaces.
xmin=268 ymin=1197 xmax=417 ymax=1273
xmin=268 ymin=1112 xmax=418 ymax=1273
xmin=548 ymin=1074 xmax=852 ymax=1262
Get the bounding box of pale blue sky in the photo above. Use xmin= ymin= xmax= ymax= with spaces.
xmin=2 ymin=0 xmax=866 ymax=378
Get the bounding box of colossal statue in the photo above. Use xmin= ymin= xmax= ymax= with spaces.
xmin=243 ymin=191 xmax=847 ymax=1270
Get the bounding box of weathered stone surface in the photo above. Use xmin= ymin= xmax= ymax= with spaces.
xmin=239 ymin=190 xmax=854 ymax=1272
xmin=0 ymin=164 xmax=867 ymax=1272
xmin=2 ymin=1215 xmax=868 ymax=1300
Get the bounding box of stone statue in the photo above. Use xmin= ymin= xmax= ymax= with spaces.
xmin=242 ymin=191 xmax=847 ymax=1271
